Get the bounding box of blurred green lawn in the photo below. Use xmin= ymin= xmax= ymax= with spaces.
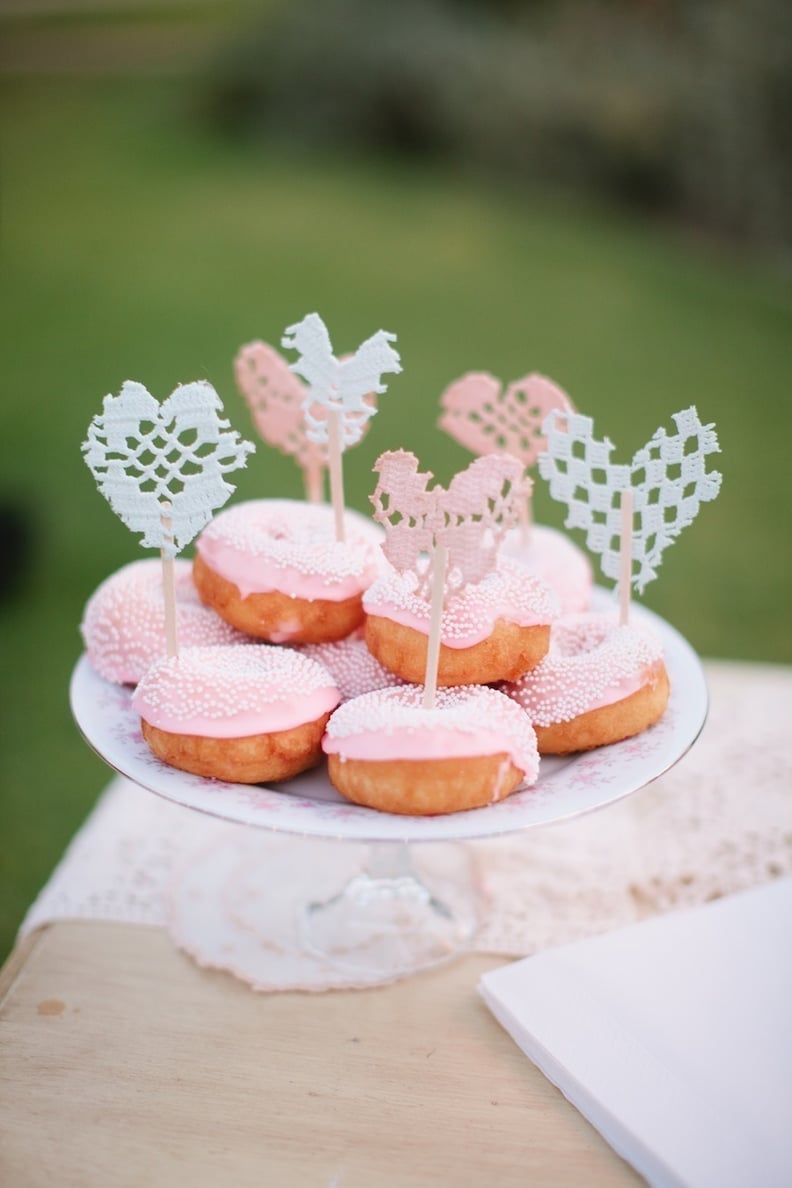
xmin=1 ymin=75 xmax=791 ymax=958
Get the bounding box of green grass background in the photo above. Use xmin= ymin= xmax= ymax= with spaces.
xmin=1 ymin=75 xmax=790 ymax=958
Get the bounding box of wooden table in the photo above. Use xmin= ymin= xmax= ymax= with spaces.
xmin=0 ymin=921 xmax=640 ymax=1187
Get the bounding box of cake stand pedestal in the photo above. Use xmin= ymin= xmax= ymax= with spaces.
xmin=301 ymin=841 xmax=479 ymax=977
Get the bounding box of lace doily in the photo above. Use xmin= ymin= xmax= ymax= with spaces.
xmin=539 ymin=406 xmax=722 ymax=593
xmin=83 ymin=379 xmax=254 ymax=557
xmin=21 ymin=661 xmax=792 ymax=991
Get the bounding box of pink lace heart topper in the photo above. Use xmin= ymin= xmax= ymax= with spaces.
xmin=371 ymin=450 xmax=526 ymax=599
xmin=538 ymin=406 xmax=722 ymax=593
xmin=439 ymin=371 xmax=573 ymax=468
xmin=83 ymin=380 xmax=254 ymax=557
xmin=235 ymin=340 xmax=380 ymax=468
xmin=235 ymin=342 xmax=325 ymax=470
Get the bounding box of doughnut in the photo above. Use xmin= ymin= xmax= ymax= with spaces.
xmin=363 ymin=558 xmax=559 ymax=686
xmin=80 ymin=558 xmax=249 ymax=685
xmin=502 ymin=611 xmax=670 ymax=754
xmin=194 ymin=499 xmax=383 ymax=644
xmin=323 ymin=684 xmax=540 ymax=815
xmin=500 ymin=524 xmax=592 ymax=614
xmin=297 ymin=634 xmax=405 ymax=701
xmin=131 ymin=644 xmax=340 ymax=783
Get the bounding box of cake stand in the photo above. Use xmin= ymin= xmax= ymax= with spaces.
xmin=70 ymin=592 xmax=708 ymax=986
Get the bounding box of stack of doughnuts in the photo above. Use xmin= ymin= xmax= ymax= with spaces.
xmin=80 ymin=498 xmax=389 ymax=784
xmin=311 ymin=547 xmax=560 ymax=813
xmin=80 ymin=499 xmax=671 ymax=805
xmin=80 ymin=558 xmax=250 ymax=686
xmin=80 ymin=450 xmax=671 ymax=808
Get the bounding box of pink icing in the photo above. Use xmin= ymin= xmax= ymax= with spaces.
xmin=132 ymin=644 xmax=339 ymax=738
xmin=500 ymin=524 xmax=592 ymax=614
xmin=362 ymin=558 xmax=559 ymax=648
xmin=323 ymin=684 xmax=539 ymax=782
xmin=81 ymin=559 xmax=249 ymax=685
xmin=195 ymin=500 xmax=384 ymax=602
xmin=298 ymin=635 xmax=405 ymax=701
xmin=502 ymin=611 xmax=664 ymax=726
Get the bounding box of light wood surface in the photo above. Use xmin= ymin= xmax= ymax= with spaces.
xmin=0 ymin=922 xmax=641 ymax=1187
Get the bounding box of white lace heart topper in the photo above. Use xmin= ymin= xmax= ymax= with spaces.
xmin=282 ymin=312 xmax=401 ymax=449
xmin=83 ymin=380 xmax=255 ymax=557
xmin=538 ymin=405 xmax=722 ymax=593
xmin=371 ymin=450 xmax=526 ymax=599
xmin=439 ymin=371 xmax=573 ymax=468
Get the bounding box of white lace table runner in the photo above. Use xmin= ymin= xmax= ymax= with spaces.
xmin=21 ymin=660 xmax=792 ymax=991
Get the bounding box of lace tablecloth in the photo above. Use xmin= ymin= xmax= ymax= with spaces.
xmin=21 ymin=660 xmax=792 ymax=990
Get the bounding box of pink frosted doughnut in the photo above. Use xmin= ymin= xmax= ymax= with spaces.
xmin=502 ymin=611 xmax=670 ymax=754
xmin=132 ymin=644 xmax=340 ymax=783
xmin=363 ymin=558 xmax=558 ymax=649
xmin=196 ymin=499 xmax=383 ymax=602
xmin=323 ymin=684 xmax=539 ymax=815
xmin=500 ymin=524 xmax=592 ymax=614
xmin=80 ymin=559 xmax=249 ymax=685
xmin=298 ymin=635 xmax=405 ymax=701
xmin=194 ymin=499 xmax=385 ymax=643
xmin=363 ymin=558 xmax=559 ymax=685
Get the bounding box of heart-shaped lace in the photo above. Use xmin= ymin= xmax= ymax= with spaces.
xmin=371 ymin=450 xmax=525 ymax=597
xmin=439 ymin=371 xmax=572 ymax=467
xmin=538 ymin=406 xmax=721 ymax=593
xmin=83 ymin=380 xmax=254 ymax=556
xmin=282 ymin=312 xmax=400 ymax=450
xmin=235 ymin=341 xmax=325 ymax=468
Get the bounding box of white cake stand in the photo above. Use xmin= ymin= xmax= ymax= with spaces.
xmin=70 ymin=593 xmax=708 ymax=985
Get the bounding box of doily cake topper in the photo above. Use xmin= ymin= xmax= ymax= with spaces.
xmin=234 ymin=342 xmax=325 ymax=504
xmin=371 ymin=449 xmax=525 ymax=706
xmin=234 ymin=340 xmax=379 ymax=505
xmin=83 ymin=378 xmax=254 ymax=656
xmin=282 ymin=312 xmax=401 ymax=543
xmin=538 ymin=405 xmax=722 ymax=623
xmin=438 ymin=371 xmax=573 ymax=542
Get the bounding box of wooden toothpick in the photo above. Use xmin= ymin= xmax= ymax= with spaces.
xmin=422 ymin=543 xmax=448 ymax=709
xmin=305 ymin=459 xmax=324 ymax=505
xmin=327 ymin=408 xmax=346 ymax=543
xmin=159 ymin=501 xmax=179 ymax=658
xmin=619 ymin=488 xmax=634 ymax=627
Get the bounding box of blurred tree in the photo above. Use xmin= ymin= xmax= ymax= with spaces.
xmin=204 ymin=0 xmax=792 ymax=252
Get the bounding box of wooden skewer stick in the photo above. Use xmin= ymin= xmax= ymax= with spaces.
xmin=518 ymin=486 xmax=532 ymax=549
xmin=422 ymin=543 xmax=448 ymax=710
xmin=159 ymin=500 xmax=179 ymax=658
xmin=304 ymin=459 xmax=324 ymax=505
xmin=327 ymin=408 xmax=346 ymax=543
xmin=619 ymin=488 xmax=634 ymax=627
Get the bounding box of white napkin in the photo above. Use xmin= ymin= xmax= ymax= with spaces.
xmin=479 ymin=878 xmax=792 ymax=1188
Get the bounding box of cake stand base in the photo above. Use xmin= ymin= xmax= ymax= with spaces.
xmin=169 ymin=833 xmax=482 ymax=990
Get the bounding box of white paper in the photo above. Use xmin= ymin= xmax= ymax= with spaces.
xmin=480 ymin=879 xmax=792 ymax=1188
